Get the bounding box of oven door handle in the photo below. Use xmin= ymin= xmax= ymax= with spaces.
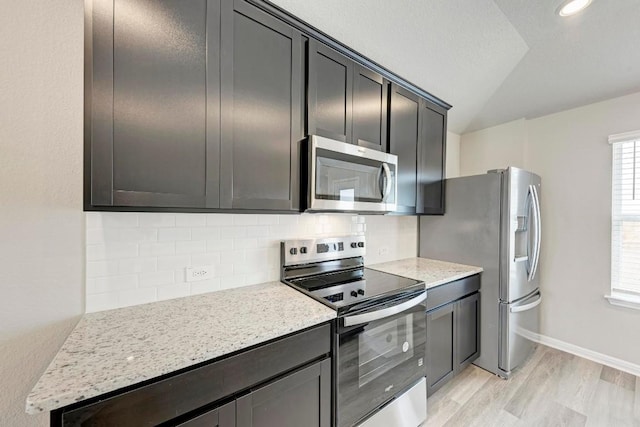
xmin=343 ymin=291 xmax=426 ymax=327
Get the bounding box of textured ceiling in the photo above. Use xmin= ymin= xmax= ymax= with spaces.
xmin=467 ymin=0 xmax=640 ymax=132
xmin=270 ymin=0 xmax=640 ymax=134
xmin=269 ymin=0 xmax=529 ymax=134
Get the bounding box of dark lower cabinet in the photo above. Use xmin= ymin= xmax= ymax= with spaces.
xmin=178 ymin=359 xmax=331 ymax=427
xmin=456 ymin=292 xmax=480 ymax=370
xmin=426 ymin=303 xmax=455 ymax=395
xmin=177 ymin=401 xmax=236 ymax=427
xmin=426 ymin=275 xmax=481 ymax=396
xmin=236 ymin=359 xmax=331 ymax=427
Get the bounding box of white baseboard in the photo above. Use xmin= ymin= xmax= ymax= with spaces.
xmin=529 ymin=333 xmax=640 ymax=377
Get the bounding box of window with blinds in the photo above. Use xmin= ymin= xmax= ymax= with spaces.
xmin=610 ymin=130 xmax=640 ymax=299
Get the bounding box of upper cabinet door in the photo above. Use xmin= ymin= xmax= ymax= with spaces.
xmin=389 ymin=84 xmax=420 ymax=213
xmin=418 ymin=100 xmax=447 ymax=215
xmin=220 ymin=0 xmax=303 ymax=211
xmin=89 ymin=0 xmax=220 ymax=208
xmin=352 ymin=65 xmax=388 ymax=151
xmin=308 ymin=40 xmax=354 ymax=143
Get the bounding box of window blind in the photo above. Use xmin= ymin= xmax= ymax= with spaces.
xmin=611 ymin=131 xmax=640 ymax=296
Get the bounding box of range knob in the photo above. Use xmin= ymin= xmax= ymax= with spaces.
xmin=289 ymin=248 xmax=297 ymax=255
xmin=300 ymin=246 xmax=307 ymax=254
xmin=350 ymin=291 xmax=358 ymax=298
xmin=350 ymin=242 xmax=358 ymax=248
xmin=357 ymin=289 xmax=365 ymax=295
xmin=357 ymin=242 xmax=365 ymax=248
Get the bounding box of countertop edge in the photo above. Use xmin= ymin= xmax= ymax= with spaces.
xmin=25 ymin=281 xmax=336 ymax=415
xmin=421 ymin=268 xmax=483 ymax=289
xmin=367 ymin=257 xmax=483 ymax=290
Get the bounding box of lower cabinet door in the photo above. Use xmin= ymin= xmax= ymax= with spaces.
xmin=236 ymin=359 xmax=331 ymax=427
xmin=426 ymin=302 xmax=455 ymax=396
xmin=456 ymin=292 xmax=480 ymax=371
xmin=177 ymin=401 xmax=236 ymax=427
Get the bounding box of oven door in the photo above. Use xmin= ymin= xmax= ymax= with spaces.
xmin=337 ymin=291 xmax=427 ymax=427
xmin=309 ymin=135 xmax=397 ymax=213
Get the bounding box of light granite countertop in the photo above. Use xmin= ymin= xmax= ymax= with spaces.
xmin=369 ymin=257 xmax=483 ymax=289
xmin=26 ymin=282 xmax=336 ymax=415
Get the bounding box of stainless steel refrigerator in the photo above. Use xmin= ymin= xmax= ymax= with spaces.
xmin=420 ymin=167 xmax=542 ymax=378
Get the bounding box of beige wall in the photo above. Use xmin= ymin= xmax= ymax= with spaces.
xmin=460 ymin=118 xmax=527 ymax=176
xmin=0 ymin=0 xmax=84 ymax=425
xmin=446 ymin=131 xmax=461 ymax=178
xmin=460 ymin=91 xmax=640 ymax=365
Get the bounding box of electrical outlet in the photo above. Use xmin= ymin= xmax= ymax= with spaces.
xmin=186 ymin=266 xmax=214 ymax=282
xmin=378 ymin=247 xmax=389 ymax=256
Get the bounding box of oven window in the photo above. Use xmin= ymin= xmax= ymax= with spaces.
xmin=337 ymin=304 xmax=426 ymax=427
xmin=358 ymin=313 xmax=414 ymax=387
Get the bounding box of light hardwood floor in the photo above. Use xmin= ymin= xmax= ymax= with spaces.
xmin=425 ymin=345 xmax=640 ymax=427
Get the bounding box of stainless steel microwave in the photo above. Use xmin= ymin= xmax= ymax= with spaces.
xmin=305 ymin=135 xmax=397 ymax=213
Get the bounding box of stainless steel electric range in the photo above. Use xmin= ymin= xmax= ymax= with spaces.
xmin=281 ymin=236 xmax=427 ymax=427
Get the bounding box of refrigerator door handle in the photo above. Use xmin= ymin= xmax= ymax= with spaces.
xmin=531 ymin=184 xmax=542 ymax=281
xmin=510 ymin=293 xmax=542 ymax=313
xmin=527 ymin=184 xmax=541 ymax=282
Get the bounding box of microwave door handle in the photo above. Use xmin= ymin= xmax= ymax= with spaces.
xmin=343 ymin=291 xmax=426 ymax=327
xmin=382 ymin=163 xmax=392 ymax=201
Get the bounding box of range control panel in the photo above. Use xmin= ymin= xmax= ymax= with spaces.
xmin=282 ymin=236 xmax=366 ymax=266
xmin=311 ymin=281 xmax=367 ymax=306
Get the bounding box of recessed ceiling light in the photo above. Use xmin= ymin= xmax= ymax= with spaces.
xmin=557 ymin=0 xmax=593 ymax=17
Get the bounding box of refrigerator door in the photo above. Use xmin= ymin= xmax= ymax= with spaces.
xmin=498 ymin=290 xmax=541 ymax=376
xmin=500 ymin=168 xmax=542 ymax=303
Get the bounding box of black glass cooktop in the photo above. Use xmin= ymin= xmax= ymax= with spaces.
xmin=288 ymin=267 xmax=424 ymax=312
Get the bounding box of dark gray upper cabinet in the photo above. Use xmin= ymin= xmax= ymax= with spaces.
xmin=220 ymin=0 xmax=303 ymax=211
xmin=87 ymin=0 xmax=303 ymax=212
xmin=417 ymin=100 xmax=447 ymax=215
xmin=389 ymin=84 xmax=420 ymax=213
xmin=389 ymin=86 xmax=448 ymax=215
xmin=88 ymin=0 xmax=220 ymax=209
xmin=85 ymin=0 xmax=449 ymax=213
xmin=308 ymin=42 xmax=388 ymax=150
xmin=352 ymin=65 xmax=388 ymax=151
xmin=307 ymin=40 xmax=353 ymax=143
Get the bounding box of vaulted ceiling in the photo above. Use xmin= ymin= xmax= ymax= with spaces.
xmin=270 ymin=0 xmax=640 ymax=134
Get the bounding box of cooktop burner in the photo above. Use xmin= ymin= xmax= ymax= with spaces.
xmin=281 ymin=237 xmax=424 ymax=313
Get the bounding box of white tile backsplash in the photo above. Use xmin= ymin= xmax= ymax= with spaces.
xmin=85 ymin=212 xmax=418 ymax=312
